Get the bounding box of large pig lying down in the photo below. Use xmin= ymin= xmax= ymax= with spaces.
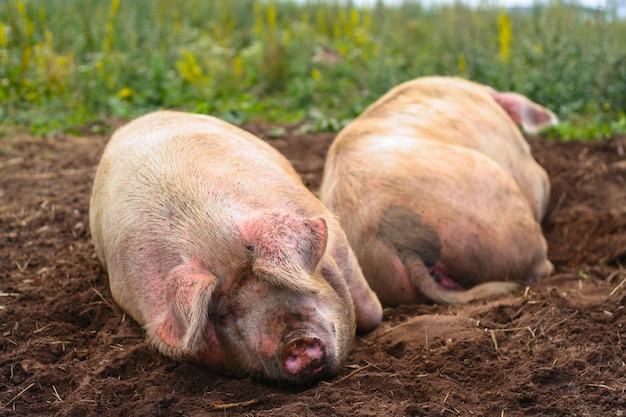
xmin=320 ymin=76 xmax=557 ymax=306
xmin=89 ymin=111 xmax=382 ymax=384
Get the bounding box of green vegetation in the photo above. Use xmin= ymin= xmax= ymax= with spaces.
xmin=0 ymin=0 xmax=624 ymax=137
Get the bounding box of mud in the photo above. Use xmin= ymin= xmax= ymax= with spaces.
xmin=1 ymin=122 xmax=624 ymax=416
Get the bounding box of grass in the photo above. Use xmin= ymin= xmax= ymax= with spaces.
xmin=0 ymin=0 xmax=625 ymax=138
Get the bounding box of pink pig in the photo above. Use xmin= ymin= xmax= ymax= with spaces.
xmin=89 ymin=111 xmax=382 ymax=383
xmin=320 ymin=77 xmax=557 ymax=306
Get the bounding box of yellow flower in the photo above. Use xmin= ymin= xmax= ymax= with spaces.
xmin=233 ymin=55 xmax=243 ymax=79
xmin=458 ymin=54 xmax=467 ymax=76
xmin=117 ymin=87 xmax=135 ymax=100
xmin=176 ymin=51 xmax=210 ymax=85
xmin=498 ymin=11 xmax=512 ymax=64
xmin=0 ymin=21 xmax=8 ymax=48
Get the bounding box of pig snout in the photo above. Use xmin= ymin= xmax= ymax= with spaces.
xmin=282 ymin=336 xmax=328 ymax=378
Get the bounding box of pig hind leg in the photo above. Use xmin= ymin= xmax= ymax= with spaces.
xmin=380 ymin=205 xmax=520 ymax=304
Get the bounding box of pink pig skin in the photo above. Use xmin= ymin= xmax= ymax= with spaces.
xmin=89 ymin=111 xmax=382 ymax=384
xmin=320 ymin=77 xmax=556 ymax=306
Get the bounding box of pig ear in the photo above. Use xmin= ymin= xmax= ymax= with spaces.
xmin=489 ymin=91 xmax=559 ymax=134
xmin=244 ymin=215 xmax=328 ymax=284
xmin=155 ymin=262 xmax=216 ymax=353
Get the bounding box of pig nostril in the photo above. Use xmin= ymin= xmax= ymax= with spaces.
xmin=282 ymin=337 xmax=326 ymax=375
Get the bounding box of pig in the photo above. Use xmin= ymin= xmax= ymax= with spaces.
xmin=320 ymin=76 xmax=557 ymax=306
xmin=89 ymin=111 xmax=382 ymax=384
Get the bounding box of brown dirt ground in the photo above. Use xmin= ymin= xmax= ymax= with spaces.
xmin=1 ymin=122 xmax=625 ymax=417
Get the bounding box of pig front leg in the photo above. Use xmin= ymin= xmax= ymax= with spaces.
xmin=328 ymin=242 xmax=383 ymax=333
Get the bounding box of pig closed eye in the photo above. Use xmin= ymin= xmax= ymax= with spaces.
xmin=212 ymin=305 xmax=242 ymax=323
xmin=210 ymin=307 xmax=233 ymax=322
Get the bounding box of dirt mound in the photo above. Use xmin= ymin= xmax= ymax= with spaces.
xmin=1 ymin=124 xmax=624 ymax=416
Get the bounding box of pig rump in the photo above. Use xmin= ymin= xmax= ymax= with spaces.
xmin=320 ymin=77 xmax=556 ymax=306
xmin=89 ymin=111 xmax=382 ymax=384
xmin=322 ymin=136 xmax=552 ymax=306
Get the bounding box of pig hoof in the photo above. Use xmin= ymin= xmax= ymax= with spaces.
xmin=282 ymin=337 xmax=327 ymax=377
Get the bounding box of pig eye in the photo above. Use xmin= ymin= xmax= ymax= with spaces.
xmin=246 ymin=245 xmax=254 ymax=252
xmin=211 ymin=309 xmax=229 ymax=322
xmin=212 ymin=305 xmax=236 ymax=323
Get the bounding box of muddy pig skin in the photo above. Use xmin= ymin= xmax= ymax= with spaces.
xmin=320 ymin=76 xmax=556 ymax=306
xmin=89 ymin=111 xmax=382 ymax=384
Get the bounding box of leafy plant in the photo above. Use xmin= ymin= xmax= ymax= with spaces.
xmin=0 ymin=0 xmax=624 ymax=138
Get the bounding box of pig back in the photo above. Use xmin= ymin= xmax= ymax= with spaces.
xmin=333 ymin=77 xmax=550 ymax=221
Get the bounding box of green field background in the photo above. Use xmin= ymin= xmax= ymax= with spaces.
xmin=0 ymin=0 xmax=624 ymax=137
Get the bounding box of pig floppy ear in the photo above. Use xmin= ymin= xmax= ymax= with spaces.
xmin=155 ymin=262 xmax=216 ymax=354
xmin=243 ymin=214 xmax=328 ymax=287
xmin=489 ymin=91 xmax=559 ymax=135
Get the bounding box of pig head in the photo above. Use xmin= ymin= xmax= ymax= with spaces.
xmin=320 ymin=77 xmax=556 ymax=306
xmin=89 ymin=111 xmax=382 ymax=384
